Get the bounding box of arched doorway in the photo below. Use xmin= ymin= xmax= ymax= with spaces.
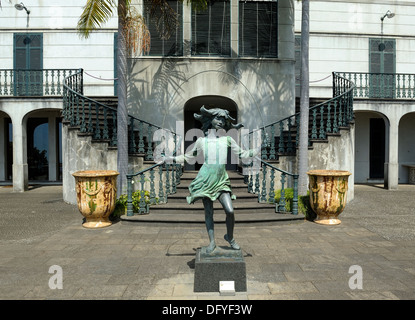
xmin=25 ymin=110 xmax=62 ymax=182
xmin=354 ymin=111 xmax=388 ymax=183
xmin=0 ymin=111 xmax=12 ymax=182
xmin=27 ymin=118 xmax=49 ymax=180
xmin=183 ymin=95 xmax=238 ymax=171
xmin=399 ymin=112 xmax=415 ymax=183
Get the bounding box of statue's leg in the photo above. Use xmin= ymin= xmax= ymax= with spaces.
xmin=202 ymin=197 xmax=216 ymax=253
xmin=218 ymin=192 xmax=240 ymax=250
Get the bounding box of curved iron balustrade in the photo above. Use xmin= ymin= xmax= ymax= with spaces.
xmin=248 ymin=72 xmax=355 ymax=160
xmin=63 ymin=69 xmax=178 ymax=158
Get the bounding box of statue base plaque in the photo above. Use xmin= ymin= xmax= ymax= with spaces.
xmin=194 ymin=246 xmax=246 ymax=293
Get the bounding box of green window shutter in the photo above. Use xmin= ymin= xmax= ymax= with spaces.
xmin=369 ymin=38 xmax=396 ymax=98
xmin=13 ymin=33 xmax=43 ymax=96
xmin=191 ymin=0 xmax=231 ymax=56
xmin=239 ymin=1 xmax=278 ymax=58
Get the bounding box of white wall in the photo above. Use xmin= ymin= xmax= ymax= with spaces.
xmin=0 ymin=0 xmax=117 ymax=96
xmin=128 ymin=57 xmax=295 ymax=132
xmin=294 ymin=0 xmax=415 ymax=98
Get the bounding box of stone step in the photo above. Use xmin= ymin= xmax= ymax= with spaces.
xmin=121 ymin=208 xmax=304 ymax=225
xmin=167 ymin=191 xmax=258 ymax=203
xmin=180 ymin=170 xmax=244 ymax=179
xmin=147 ymin=200 xmax=275 ymax=213
xmin=171 ymin=170 xmax=258 ymax=203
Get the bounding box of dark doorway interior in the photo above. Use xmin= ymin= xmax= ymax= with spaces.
xmin=27 ymin=118 xmax=48 ymax=180
xmin=369 ymin=118 xmax=386 ymax=179
xmin=6 ymin=118 xmax=13 ymax=181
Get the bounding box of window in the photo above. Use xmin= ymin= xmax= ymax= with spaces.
xmin=144 ymin=0 xmax=183 ymax=56
xmin=191 ymin=0 xmax=231 ymax=56
xmin=13 ymin=33 xmax=43 ymax=96
xmin=369 ymin=38 xmax=396 ymax=98
xmin=239 ymin=1 xmax=278 ymax=57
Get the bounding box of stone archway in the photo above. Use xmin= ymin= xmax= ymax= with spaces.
xmin=23 ymin=109 xmax=62 ymax=183
xmin=183 ymin=95 xmax=238 ymax=171
xmin=354 ymin=110 xmax=389 ymax=184
xmin=0 ymin=111 xmax=12 ymax=182
xmin=398 ymin=112 xmax=415 ymax=184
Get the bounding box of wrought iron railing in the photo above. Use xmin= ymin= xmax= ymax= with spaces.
xmin=126 ymin=162 xmax=182 ymax=215
xmin=63 ymin=69 xmax=178 ymax=159
xmin=338 ymin=72 xmax=415 ymax=99
xmin=249 ymin=72 xmax=355 ymax=160
xmin=0 ymin=69 xmax=78 ymax=96
xmin=244 ymin=158 xmax=299 ymax=215
xmin=63 ymin=69 xmax=182 ymax=217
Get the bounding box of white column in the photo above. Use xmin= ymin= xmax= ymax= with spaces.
xmin=230 ymin=0 xmax=238 ymax=58
xmin=183 ymin=1 xmax=191 ymax=56
xmin=278 ymin=0 xmax=295 ymax=60
xmin=385 ymin=120 xmax=399 ymax=190
xmin=48 ymin=115 xmax=57 ymax=181
xmin=12 ymin=115 xmax=28 ymax=192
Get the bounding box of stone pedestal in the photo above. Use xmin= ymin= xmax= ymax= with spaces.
xmin=194 ymin=246 xmax=246 ymax=293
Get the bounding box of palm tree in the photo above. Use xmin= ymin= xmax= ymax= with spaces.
xmin=297 ymin=0 xmax=310 ymax=196
xmin=77 ymin=0 xmax=207 ymax=195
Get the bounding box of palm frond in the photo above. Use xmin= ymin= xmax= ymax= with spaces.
xmin=0 ymin=0 xmax=12 ymax=10
xmin=145 ymin=0 xmax=177 ymax=40
xmin=77 ymin=0 xmax=117 ymax=38
xmin=185 ymin=0 xmax=208 ymax=12
xmin=124 ymin=7 xmax=151 ymax=56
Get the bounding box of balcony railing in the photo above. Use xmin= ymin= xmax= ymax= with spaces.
xmin=0 ymin=69 xmax=78 ymax=97
xmin=338 ymin=72 xmax=415 ymax=99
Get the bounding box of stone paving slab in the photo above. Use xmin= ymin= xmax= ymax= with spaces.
xmin=0 ymin=184 xmax=415 ymax=301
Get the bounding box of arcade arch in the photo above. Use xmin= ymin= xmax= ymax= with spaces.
xmin=23 ymin=109 xmax=62 ymax=182
xmin=354 ymin=111 xmax=388 ymax=183
xmin=0 ymin=111 xmax=12 ymax=182
xmin=398 ymin=112 xmax=415 ymax=183
xmin=0 ymin=98 xmax=62 ymax=191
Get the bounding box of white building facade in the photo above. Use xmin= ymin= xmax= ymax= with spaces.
xmin=0 ymin=1 xmax=117 ymax=191
xmin=1 ymin=0 xmax=414 ymax=196
xmin=294 ymin=0 xmax=415 ymax=188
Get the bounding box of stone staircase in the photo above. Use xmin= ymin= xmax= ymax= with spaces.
xmin=121 ymin=170 xmax=304 ymax=224
xmin=63 ymin=70 xmax=354 ymax=224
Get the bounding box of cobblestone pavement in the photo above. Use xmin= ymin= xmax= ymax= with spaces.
xmin=0 ymin=184 xmax=414 ymax=300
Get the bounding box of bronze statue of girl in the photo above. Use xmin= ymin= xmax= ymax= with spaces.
xmin=163 ymin=106 xmax=259 ymax=253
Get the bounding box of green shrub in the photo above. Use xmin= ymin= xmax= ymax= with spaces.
xmin=111 ymin=190 xmax=158 ymax=219
xmin=274 ymin=188 xmax=315 ymax=220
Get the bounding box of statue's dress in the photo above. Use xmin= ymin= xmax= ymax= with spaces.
xmin=175 ymin=135 xmax=257 ymax=204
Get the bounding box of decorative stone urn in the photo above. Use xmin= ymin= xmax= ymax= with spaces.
xmin=72 ymin=170 xmax=119 ymax=229
xmin=307 ymin=170 xmax=352 ymax=225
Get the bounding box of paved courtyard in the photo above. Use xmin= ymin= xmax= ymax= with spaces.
xmin=0 ymin=184 xmax=414 ymax=300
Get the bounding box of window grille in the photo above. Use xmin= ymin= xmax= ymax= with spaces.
xmin=144 ymin=0 xmax=183 ymax=56
xmin=191 ymin=0 xmax=231 ymax=56
xmin=239 ymin=0 xmax=278 ymax=57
